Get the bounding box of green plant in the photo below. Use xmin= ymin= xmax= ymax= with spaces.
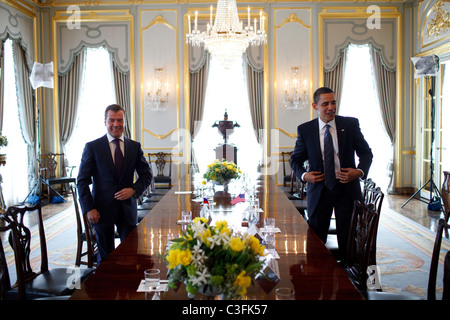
xmin=0 ymin=133 xmax=7 ymax=149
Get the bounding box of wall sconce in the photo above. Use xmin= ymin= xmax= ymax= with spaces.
xmin=283 ymin=66 xmax=308 ymax=110
xmin=145 ymin=67 xmax=169 ymax=111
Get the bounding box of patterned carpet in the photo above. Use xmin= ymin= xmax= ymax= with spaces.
xmin=3 ymin=202 xmax=449 ymax=299
xmin=376 ymin=207 xmax=449 ymax=299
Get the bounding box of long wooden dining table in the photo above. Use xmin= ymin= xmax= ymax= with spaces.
xmin=69 ymin=174 xmax=363 ymax=301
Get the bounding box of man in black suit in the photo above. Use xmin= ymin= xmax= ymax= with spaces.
xmin=290 ymin=87 xmax=373 ymax=258
xmin=77 ymin=104 xmax=152 ymax=264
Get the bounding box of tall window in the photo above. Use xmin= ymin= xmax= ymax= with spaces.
xmin=2 ymin=39 xmax=29 ymax=206
xmin=193 ymin=57 xmax=262 ymax=175
xmin=65 ymin=47 xmax=116 ymax=175
xmin=339 ymin=44 xmax=391 ymax=191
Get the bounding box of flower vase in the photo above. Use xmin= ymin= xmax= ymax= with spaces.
xmin=198 ymin=285 xmax=224 ymax=300
xmin=213 ymin=180 xmax=232 ymax=205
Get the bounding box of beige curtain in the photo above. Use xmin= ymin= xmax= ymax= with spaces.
xmin=370 ymin=45 xmax=396 ymax=192
xmin=59 ymin=49 xmax=86 ymax=153
xmin=245 ymin=56 xmax=264 ymax=144
xmin=0 ymin=42 xmax=4 ymax=132
xmin=111 ymin=53 xmax=131 ymax=138
xmin=324 ymin=48 xmax=347 ymax=113
xmin=13 ymin=40 xmax=36 ymax=187
xmin=189 ymin=52 xmax=210 ymax=171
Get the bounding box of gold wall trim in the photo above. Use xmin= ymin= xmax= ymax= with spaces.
xmin=144 ymin=128 xmax=177 ymax=140
xmin=1 ymin=0 xmax=35 ymax=17
xmin=140 ymin=9 xmax=180 ymax=148
xmin=276 ymin=127 xmax=297 ymax=139
xmin=275 ymin=13 xmax=311 ymax=29
xmin=142 ymin=14 xmax=176 ymax=31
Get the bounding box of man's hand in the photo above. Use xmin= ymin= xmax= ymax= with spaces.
xmin=87 ymin=209 xmax=100 ymax=224
xmin=336 ymin=168 xmax=363 ymax=183
xmin=114 ymin=187 xmax=135 ymax=201
xmin=303 ymin=171 xmax=325 ymax=183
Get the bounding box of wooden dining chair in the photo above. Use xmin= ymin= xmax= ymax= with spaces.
xmin=1 ymin=204 xmax=94 ymax=299
xmin=343 ymin=201 xmax=380 ymax=291
xmin=443 ymin=251 xmax=450 ymax=301
xmin=148 ymin=152 xmax=172 ymax=189
xmin=40 ymin=152 xmax=76 ymax=202
xmin=281 ymin=151 xmax=293 ymax=187
xmin=428 ymin=218 xmax=450 ymax=300
xmin=71 ymin=185 xmax=98 ymax=268
xmin=0 ymin=218 xmax=18 ymax=300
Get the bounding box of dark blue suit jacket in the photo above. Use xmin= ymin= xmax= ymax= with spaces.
xmin=77 ymin=135 xmax=152 ymax=227
xmin=289 ymin=115 xmax=373 ymax=217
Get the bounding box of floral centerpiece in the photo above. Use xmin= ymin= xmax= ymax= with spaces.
xmin=203 ymin=159 xmax=241 ymax=185
xmin=165 ymin=217 xmax=266 ymax=299
xmin=0 ymin=132 xmax=7 ymax=165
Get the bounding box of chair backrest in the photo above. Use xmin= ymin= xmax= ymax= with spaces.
xmin=345 ymin=201 xmax=380 ymax=291
xmin=148 ymin=152 xmax=172 ymax=177
xmin=0 ymin=218 xmax=14 ymax=300
xmin=281 ymin=151 xmax=293 ymax=179
xmin=444 ymin=251 xmax=450 ymax=301
xmin=428 ymin=218 xmax=450 ymax=300
xmin=70 ymin=185 xmax=97 ymax=268
xmin=362 ymin=178 xmax=376 ymax=201
xmin=441 ymin=171 xmax=450 ymax=223
xmin=41 ymin=152 xmax=73 ymax=179
xmin=3 ymin=204 xmax=48 ymax=278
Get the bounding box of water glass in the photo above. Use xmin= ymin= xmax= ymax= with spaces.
xmin=275 ymin=287 xmax=295 ymax=300
xmin=265 ymin=233 xmax=275 ymax=250
xmin=264 ymin=217 xmax=275 ymax=232
xmin=144 ymin=269 xmax=160 ymax=290
xmin=181 ymin=210 xmax=192 ymax=223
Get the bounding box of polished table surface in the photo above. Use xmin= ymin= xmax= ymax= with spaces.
xmin=70 ymin=175 xmax=363 ymax=300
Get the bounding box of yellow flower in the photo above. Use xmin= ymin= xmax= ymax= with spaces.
xmin=233 ymin=168 xmax=237 ymax=172
xmin=234 ymin=270 xmax=252 ymax=295
xmin=177 ymin=249 xmax=192 ymax=266
xmin=166 ymin=249 xmax=180 ymax=269
xmin=222 ymin=162 xmax=227 ymax=166
xmin=229 ymin=237 xmax=245 ymax=252
xmin=200 ymin=228 xmax=212 ymax=246
xmin=215 ymin=168 xmax=220 ymax=172
xmin=248 ymin=235 xmax=266 ymax=256
xmin=215 ymin=220 xmax=228 ymax=229
xmin=201 ymin=180 xmax=207 ymax=185
xmin=227 ymin=165 xmax=233 ymax=170
xmin=193 ymin=216 xmax=208 ymax=224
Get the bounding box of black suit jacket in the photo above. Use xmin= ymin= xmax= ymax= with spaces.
xmin=289 ymin=115 xmax=373 ymax=216
xmin=77 ymin=135 xmax=152 ymax=227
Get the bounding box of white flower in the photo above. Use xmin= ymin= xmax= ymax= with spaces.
xmin=191 ymin=243 xmax=207 ymax=267
xmin=189 ymin=267 xmax=211 ymax=287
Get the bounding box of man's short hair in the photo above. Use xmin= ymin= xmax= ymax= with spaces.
xmin=313 ymin=87 xmax=335 ymax=105
xmin=104 ymin=104 xmax=126 ymax=119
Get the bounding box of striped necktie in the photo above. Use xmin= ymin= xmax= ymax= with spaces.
xmin=324 ymin=124 xmax=336 ymax=190
xmin=113 ymin=138 xmax=123 ymax=178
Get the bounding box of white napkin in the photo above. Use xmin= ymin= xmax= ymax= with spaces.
xmin=137 ymin=280 xmax=168 ymax=292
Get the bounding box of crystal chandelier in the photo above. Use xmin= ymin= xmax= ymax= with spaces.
xmin=186 ymin=0 xmax=267 ymax=69
xmin=145 ymin=67 xmax=169 ymax=111
xmin=283 ymin=67 xmax=309 ymax=110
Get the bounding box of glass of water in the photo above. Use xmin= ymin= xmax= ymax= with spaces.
xmin=144 ymin=269 xmax=160 ymax=290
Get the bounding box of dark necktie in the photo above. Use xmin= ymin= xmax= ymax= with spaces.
xmin=324 ymin=124 xmax=336 ymax=190
xmin=113 ymin=138 xmax=123 ymax=177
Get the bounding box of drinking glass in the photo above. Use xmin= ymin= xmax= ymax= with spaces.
xmin=275 ymin=288 xmax=295 ymax=300
xmin=181 ymin=210 xmax=192 ymax=223
xmin=265 ymin=233 xmax=275 ymax=250
xmin=144 ymin=269 xmax=160 ymax=290
xmin=264 ymin=217 xmax=275 ymax=232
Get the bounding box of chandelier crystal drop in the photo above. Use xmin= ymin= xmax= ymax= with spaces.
xmin=186 ymin=0 xmax=267 ymax=69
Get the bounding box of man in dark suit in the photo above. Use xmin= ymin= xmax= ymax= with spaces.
xmin=77 ymin=104 xmax=152 ymax=264
xmin=290 ymin=87 xmax=373 ymax=258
